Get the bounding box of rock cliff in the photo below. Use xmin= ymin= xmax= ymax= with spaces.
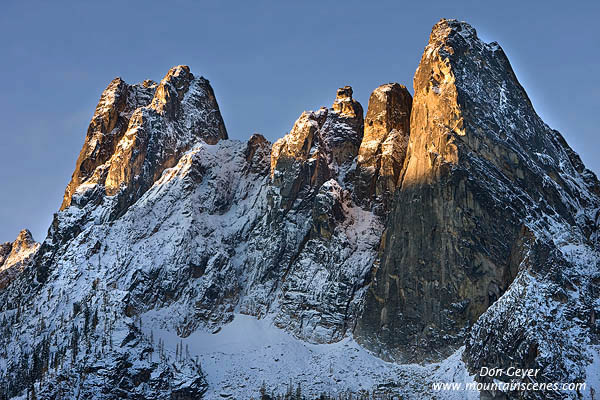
xmin=355 ymin=19 xmax=600 ymax=398
xmin=36 ymin=65 xmax=228 ymax=284
xmin=61 ymin=65 xmax=227 ymax=212
xmin=356 ymin=83 xmax=412 ymax=210
xmin=0 ymin=19 xmax=598 ymax=400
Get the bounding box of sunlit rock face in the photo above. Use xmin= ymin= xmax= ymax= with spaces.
xmin=0 ymin=229 xmax=39 ymax=290
xmin=104 ymin=65 xmax=228 ymax=203
xmin=356 ymin=20 xmax=600 ymax=395
xmin=60 ymin=78 xmax=157 ymax=210
xmin=270 ymin=86 xmax=363 ymax=211
xmin=2 ymin=65 xmax=231 ymax=397
xmin=355 ymin=83 xmax=412 ymax=211
xmin=61 ymin=65 xmax=227 ymax=212
xmin=355 ymin=20 xmax=486 ymax=363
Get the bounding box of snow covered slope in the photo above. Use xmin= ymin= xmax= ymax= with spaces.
xmin=0 ymin=18 xmax=599 ymax=400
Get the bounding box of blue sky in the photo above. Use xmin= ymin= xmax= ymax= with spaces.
xmin=0 ymin=0 xmax=598 ymax=243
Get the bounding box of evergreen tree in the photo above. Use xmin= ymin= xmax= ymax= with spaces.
xmin=92 ymin=308 xmax=99 ymax=331
xmin=83 ymin=306 xmax=90 ymax=336
xmin=70 ymin=324 xmax=79 ymax=362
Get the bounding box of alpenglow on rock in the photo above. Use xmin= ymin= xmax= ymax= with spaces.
xmin=35 ymin=65 xmax=229 ymax=284
xmin=61 ymin=65 xmax=227 ymax=212
xmin=270 ymin=85 xmax=364 ymax=210
xmin=0 ymin=19 xmax=599 ymax=400
xmin=0 ymin=229 xmax=39 ymax=290
xmin=356 ymin=83 xmax=412 ymax=210
xmin=356 ymin=20 xmax=600 ymax=396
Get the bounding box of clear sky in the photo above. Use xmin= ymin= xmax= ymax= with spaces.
xmin=1 ymin=1 xmax=598 ymax=243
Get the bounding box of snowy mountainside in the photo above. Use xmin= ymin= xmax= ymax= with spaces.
xmin=0 ymin=18 xmax=599 ymax=400
xmin=0 ymin=125 xmax=386 ymax=398
xmin=146 ymin=313 xmax=477 ymax=399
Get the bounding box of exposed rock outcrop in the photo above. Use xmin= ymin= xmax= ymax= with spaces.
xmin=245 ymin=133 xmax=272 ymax=174
xmin=0 ymin=243 xmax=11 ymax=267
xmin=1 ymin=20 xmax=599 ymax=400
xmin=104 ymin=65 xmax=228 ymax=204
xmin=61 ymin=65 xmax=227 ymax=212
xmin=356 ymin=83 xmax=412 ymax=210
xmin=326 ymin=86 xmax=364 ymax=165
xmin=0 ymin=63 xmax=232 ymax=395
xmin=270 ymin=109 xmax=330 ymax=210
xmin=250 ymin=87 xmax=384 ymax=345
xmin=0 ymin=229 xmax=39 ymax=290
xmin=37 ymin=66 xmax=228 ymax=284
xmin=270 ymin=86 xmax=363 ymax=211
xmin=355 ymin=20 xmax=600 ymax=398
xmin=61 ymin=78 xmax=157 ymax=210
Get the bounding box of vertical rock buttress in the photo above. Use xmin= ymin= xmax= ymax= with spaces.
xmin=356 ymin=83 xmax=412 ymax=211
xmin=355 ymin=20 xmax=532 ymax=362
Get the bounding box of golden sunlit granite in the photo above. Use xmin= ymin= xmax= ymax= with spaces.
xmin=0 ymin=229 xmax=39 ymax=290
xmin=355 ymin=83 xmax=412 ymax=209
xmin=61 ymin=65 xmax=227 ymax=214
xmin=270 ymin=86 xmax=364 ymax=210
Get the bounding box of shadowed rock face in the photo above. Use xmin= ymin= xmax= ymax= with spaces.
xmin=0 ymin=243 xmax=12 ymax=267
xmin=356 ymin=83 xmax=412 ymax=211
xmin=355 ymin=18 xmax=600 ymax=374
xmin=259 ymin=87 xmax=382 ymax=345
xmin=245 ymin=133 xmax=272 ymax=175
xmin=355 ymin=20 xmax=499 ymax=362
xmin=327 ymin=86 xmax=364 ymax=165
xmin=270 ymin=109 xmax=330 ymax=211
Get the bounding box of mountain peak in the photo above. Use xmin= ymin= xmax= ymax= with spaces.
xmin=357 ymin=18 xmax=600 ymax=385
xmin=427 ymin=18 xmax=479 ymax=48
xmin=0 ymin=229 xmax=39 ymax=290
xmin=150 ymin=65 xmax=193 ymax=117
xmin=434 ymin=18 xmax=477 ymax=34
xmin=12 ymin=229 xmax=35 ymax=251
xmin=2 ymin=20 xmax=600 ymax=400
xmin=61 ymin=65 xmax=227 ymax=212
xmin=332 ymin=85 xmax=362 ymax=119
xmin=355 ymin=82 xmax=412 ymax=209
xmin=60 ymin=76 xmax=157 ymax=210
xmin=270 ymin=86 xmax=365 ymax=209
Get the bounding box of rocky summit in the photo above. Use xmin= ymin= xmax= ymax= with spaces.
xmin=0 ymin=19 xmax=598 ymax=400
xmin=0 ymin=230 xmax=39 ymax=291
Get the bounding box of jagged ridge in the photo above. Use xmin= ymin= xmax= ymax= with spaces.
xmin=0 ymin=18 xmax=598 ymax=400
